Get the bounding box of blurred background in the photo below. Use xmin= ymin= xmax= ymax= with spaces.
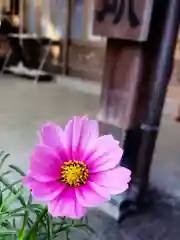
xmin=0 ymin=0 xmax=180 ymax=239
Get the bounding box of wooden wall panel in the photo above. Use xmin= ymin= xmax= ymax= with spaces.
xmin=68 ymin=40 xmax=106 ymax=81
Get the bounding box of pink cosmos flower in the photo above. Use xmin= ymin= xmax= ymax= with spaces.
xmin=24 ymin=116 xmax=131 ymax=219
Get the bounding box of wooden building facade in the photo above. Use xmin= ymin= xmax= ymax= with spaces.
xmin=0 ymin=0 xmax=106 ymax=81
xmin=0 ymin=0 xmax=180 ymax=84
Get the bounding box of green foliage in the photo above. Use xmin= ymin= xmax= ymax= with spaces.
xmin=0 ymin=151 xmax=94 ymax=239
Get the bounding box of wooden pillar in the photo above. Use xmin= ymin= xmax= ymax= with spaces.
xmin=119 ymin=0 xmax=180 ymax=222
xmin=94 ymin=1 xmax=154 ymax=156
xmin=94 ymin=0 xmax=154 ymax=131
xmin=10 ymin=0 xmax=19 ymax=14
xmin=62 ymin=0 xmax=72 ymax=75
xmin=83 ymin=0 xmax=91 ymax=40
xmin=93 ymin=0 xmax=180 ymax=221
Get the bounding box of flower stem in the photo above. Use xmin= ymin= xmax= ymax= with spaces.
xmin=23 ymin=207 xmax=48 ymax=240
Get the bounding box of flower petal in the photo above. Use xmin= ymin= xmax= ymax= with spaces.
xmin=89 ymin=167 xmax=131 ymax=194
xmin=39 ymin=123 xmax=68 ymax=159
xmin=48 ymin=188 xmax=86 ymax=219
xmin=65 ymin=116 xmax=99 ymax=160
xmin=23 ymin=176 xmax=66 ymax=201
xmin=85 ymin=135 xmax=123 ymax=172
xmin=76 ymin=181 xmax=110 ymax=207
xmin=29 ymin=145 xmax=62 ymax=182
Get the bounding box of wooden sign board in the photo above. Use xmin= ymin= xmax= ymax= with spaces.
xmin=93 ymin=0 xmax=154 ymax=41
xmin=97 ymin=39 xmax=149 ymax=129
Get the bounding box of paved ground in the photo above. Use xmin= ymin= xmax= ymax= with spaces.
xmin=0 ymin=75 xmax=180 ymax=239
xmin=73 ymin=192 xmax=180 ymax=240
xmin=0 ymin=75 xmax=99 ymax=175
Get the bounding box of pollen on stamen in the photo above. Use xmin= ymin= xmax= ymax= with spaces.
xmin=61 ymin=160 xmax=88 ymax=187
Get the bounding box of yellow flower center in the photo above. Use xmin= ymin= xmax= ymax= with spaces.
xmin=61 ymin=160 xmax=88 ymax=187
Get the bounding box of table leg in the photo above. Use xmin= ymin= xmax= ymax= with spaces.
xmin=1 ymin=49 xmax=12 ymax=73
xmin=34 ymin=43 xmax=51 ymax=83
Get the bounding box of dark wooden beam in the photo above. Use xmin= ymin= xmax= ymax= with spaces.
xmin=119 ymin=0 xmax=180 ymax=221
xmin=94 ymin=0 xmax=180 ymax=222
xmin=10 ymin=0 xmax=19 ymax=14
xmin=62 ymin=0 xmax=72 ymax=75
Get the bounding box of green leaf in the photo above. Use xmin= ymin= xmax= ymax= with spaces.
xmin=19 ymin=209 xmax=29 ymax=239
xmin=0 ymin=190 xmax=12 ymax=212
xmin=0 ymin=229 xmax=17 ymax=236
xmin=52 ymin=223 xmax=86 ymax=236
xmin=0 ymin=206 xmax=24 ymax=216
xmin=81 ymin=224 xmax=97 ymax=238
xmin=0 ymin=153 xmax=10 ymax=170
xmin=66 ymin=230 xmax=71 ymax=240
xmin=27 ymin=218 xmax=33 ymax=229
xmin=0 ymin=150 xmax=4 ymax=157
xmin=0 ymin=184 xmax=2 ymax=206
xmin=47 ymin=215 xmax=52 ymax=240
xmin=3 ymin=186 xmax=24 ymax=208
xmin=27 ymin=194 xmax=32 ymax=206
xmin=27 ymin=204 xmax=47 ymax=230
xmin=24 ymin=207 xmax=48 ymax=240
xmin=12 ymin=219 xmax=16 ymax=228
xmin=2 ymin=180 xmax=21 ymax=193
xmin=0 ymin=211 xmax=25 ymax=225
xmin=0 ymin=176 xmax=26 ymax=207
xmin=28 ymin=203 xmax=44 ymax=211
xmin=9 ymin=165 xmax=26 ymax=177
xmin=1 ymin=170 xmax=12 ymax=177
xmin=3 ymin=220 xmax=13 ymax=229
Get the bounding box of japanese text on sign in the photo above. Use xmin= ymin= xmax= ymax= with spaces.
xmin=93 ymin=0 xmax=153 ymax=41
xmin=96 ymin=0 xmax=140 ymax=28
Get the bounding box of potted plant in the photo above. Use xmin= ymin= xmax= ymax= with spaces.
xmin=0 ymin=116 xmax=131 ymax=239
